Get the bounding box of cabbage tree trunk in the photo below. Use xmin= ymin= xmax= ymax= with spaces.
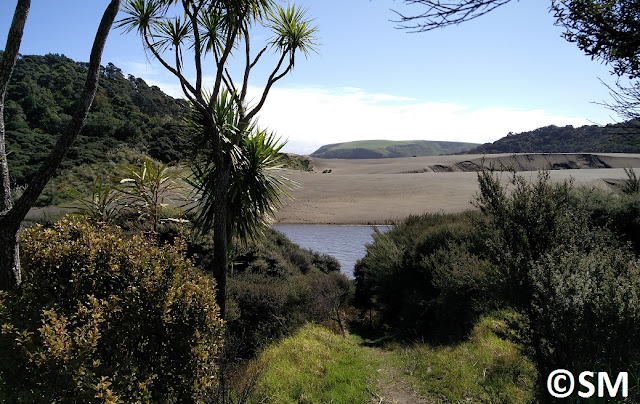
xmin=212 ymin=162 xmax=231 ymax=319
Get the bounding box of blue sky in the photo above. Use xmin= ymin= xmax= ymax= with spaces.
xmin=1 ymin=0 xmax=622 ymax=154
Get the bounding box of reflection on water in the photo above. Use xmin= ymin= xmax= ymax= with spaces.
xmin=272 ymin=224 xmax=391 ymax=278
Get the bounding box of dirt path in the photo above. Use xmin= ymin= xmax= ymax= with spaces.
xmin=365 ymin=347 xmax=434 ymax=404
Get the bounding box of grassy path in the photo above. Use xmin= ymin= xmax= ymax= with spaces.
xmin=244 ymin=317 xmax=536 ymax=403
xmin=243 ymin=324 xmax=432 ymax=403
xmin=366 ymin=347 xmax=432 ymax=404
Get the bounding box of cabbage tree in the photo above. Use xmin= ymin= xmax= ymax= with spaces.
xmin=118 ymin=0 xmax=318 ymax=316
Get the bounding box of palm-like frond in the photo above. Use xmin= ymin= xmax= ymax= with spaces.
xmin=267 ymin=5 xmax=319 ymax=60
xmin=228 ymin=128 xmax=295 ymax=242
xmin=118 ymin=158 xmax=185 ymax=231
xmin=117 ymin=0 xmax=168 ymax=35
xmin=197 ymin=11 xmax=228 ymax=53
xmin=63 ymin=179 xmax=123 ymax=224
xmin=152 ymin=16 xmax=192 ymax=60
xmin=186 ymin=96 xmax=294 ymax=243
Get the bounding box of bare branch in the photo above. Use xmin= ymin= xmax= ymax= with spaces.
xmin=393 ymin=0 xmax=514 ymax=32
xmin=184 ymin=1 xmax=204 ymax=96
xmin=241 ymin=25 xmax=252 ymax=104
xmin=598 ymin=79 xmax=640 ymax=121
xmin=223 ymin=67 xmax=239 ymax=103
xmin=245 ymin=49 xmax=292 ymax=122
xmin=143 ymin=32 xmax=201 ymax=103
xmin=211 ymin=7 xmax=247 ymax=112
xmin=175 ymin=45 xmax=200 ymax=108
xmin=10 ymin=0 xmax=122 ymax=225
xmin=0 ymin=0 xmax=30 ymax=214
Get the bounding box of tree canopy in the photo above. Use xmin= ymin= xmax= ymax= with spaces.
xmin=118 ymin=0 xmax=319 ymax=318
xmin=552 ymin=0 xmax=640 ymax=78
xmin=467 ymin=120 xmax=640 ymax=153
xmin=2 ymin=52 xmax=191 ymax=186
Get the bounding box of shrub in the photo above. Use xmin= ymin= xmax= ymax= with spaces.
xmin=353 ymin=212 xmax=488 ymax=339
xmin=226 ymin=267 xmax=354 ymax=358
xmin=226 ymin=272 xmax=311 ymax=357
xmin=355 ymin=169 xmax=640 ymax=399
xmin=475 ymin=169 xmax=640 ymax=399
xmin=0 ymin=218 xmax=223 ymax=403
xmin=190 ymin=227 xmax=353 ymax=359
xmin=577 ymin=185 xmax=640 ymax=255
xmin=531 ymin=243 xmax=640 ymax=375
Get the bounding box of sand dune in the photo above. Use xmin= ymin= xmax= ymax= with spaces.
xmin=273 ymin=153 xmax=640 ymax=224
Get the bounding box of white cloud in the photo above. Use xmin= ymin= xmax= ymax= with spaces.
xmin=124 ymin=75 xmax=592 ymax=155
xmin=118 ymin=61 xmax=161 ymax=77
xmin=247 ymin=87 xmax=591 ymax=154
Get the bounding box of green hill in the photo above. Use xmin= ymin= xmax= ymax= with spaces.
xmin=467 ymin=121 xmax=640 ymax=154
xmin=3 ymin=52 xmax=190 ymax=186
xmin=310 ymin=140 xmax=479 ymax=159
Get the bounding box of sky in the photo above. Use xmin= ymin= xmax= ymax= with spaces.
xmin=0 ymin=0 xmax=624 ymax=154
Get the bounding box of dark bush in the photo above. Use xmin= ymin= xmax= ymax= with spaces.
xmin=354 ymin=212 xmax=489 ymax=340
xmin=355 ymin=169 xmax=640 ymax=400
xmin=475 ymin=170 xmax=640 ymax=399
xmin=0 ymin=218 xmax=223 ymax=403
xmin=577 ymin=186 xmax=640 ymax=255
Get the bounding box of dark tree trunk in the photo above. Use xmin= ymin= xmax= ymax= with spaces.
xmin=0 ymin=0 xmax=30 ymax=210
xmin=0 ymin=0 xmax=30 ymax=291
xmin=212 ymin=165 xmax=231 ymax=319
xmin=0 ymin=223 xmax=20 ymax=291
xmin=0 ymin=0 xmax=121 ymax=291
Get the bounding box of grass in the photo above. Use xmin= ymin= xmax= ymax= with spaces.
xmin=230 ymin=312 xmax=536 ymax=404
xmin=244 ymin=324 xmax=378 ymax=404
xmin=385 ymin=312 xmax=537 ymax=404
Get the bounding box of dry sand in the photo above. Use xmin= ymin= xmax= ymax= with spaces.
xmin=273 ymin=153 xmax=640 ymax=224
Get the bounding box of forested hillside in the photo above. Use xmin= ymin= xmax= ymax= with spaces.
xmin=468 ymin=122 xmax=640 ymax=154
xmin=2 ymin=52 xmax=190 ymax=186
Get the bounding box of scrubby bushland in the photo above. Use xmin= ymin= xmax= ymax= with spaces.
xmin=476 ymin=171 xmax=640 ymax=395
xmin=467 ymin=121 xmax=640 ymax=154
xmin=0 ymin=218 xmax=223 ymax=403
xmin=189 ymin=227 xmax=352 ymax=359
xmin=576 ymin=184 xmax=640 ymax=255
xmin=354 ymin=211 xmax=493 ymax=341
xmin=356 ymin=170 xmax=640 ymax=400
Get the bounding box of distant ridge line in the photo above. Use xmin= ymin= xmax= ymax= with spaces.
xmin=310 ymin=139 xmax=479 ymax=159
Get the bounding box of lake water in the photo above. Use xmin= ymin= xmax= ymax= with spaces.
xmin=272 ymin=224 xmax=391 ymax=278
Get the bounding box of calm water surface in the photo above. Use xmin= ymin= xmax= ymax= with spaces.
xmin=272 ymin=224 xmax=391 ymax=278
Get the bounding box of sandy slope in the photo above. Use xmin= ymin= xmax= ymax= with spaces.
xmin=273 ymin=153 xmax=640 ymax=224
